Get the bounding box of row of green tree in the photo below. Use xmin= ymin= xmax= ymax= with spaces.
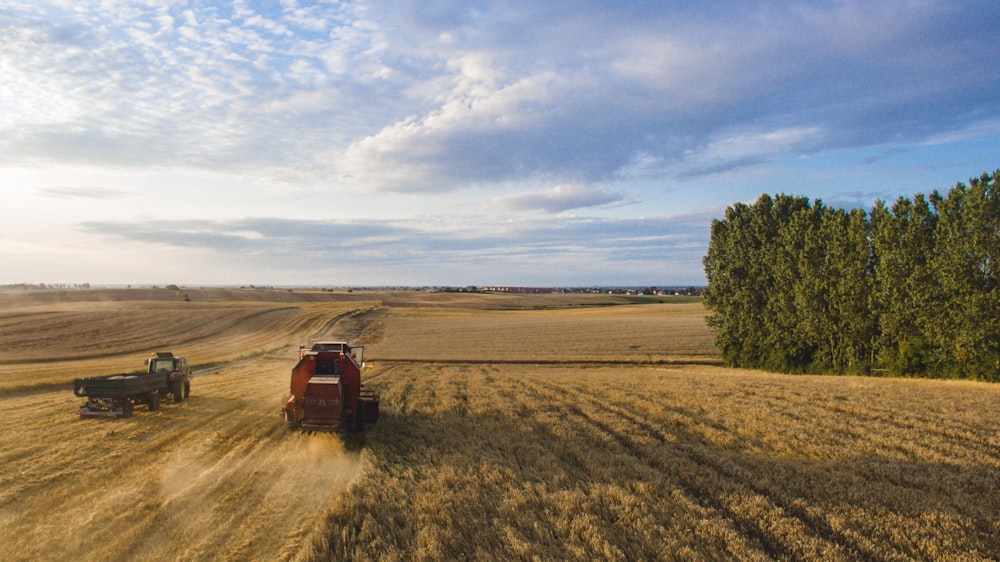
xmin=702 ymin=169 xmax=999 ymax=381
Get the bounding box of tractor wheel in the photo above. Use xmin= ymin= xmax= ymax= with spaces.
xmin=173 ymin=381 xmax=187 ymax=403
xmin=148 ymin=392 xmax=161 ymax=411
xmin=356 ymin=402 xmax=365 ymax=432
xmin=120 ymin=399 xmax=134 ymax=418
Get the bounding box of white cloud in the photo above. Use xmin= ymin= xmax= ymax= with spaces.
xmin=495 ymin=184 xmax=625 ymax=213
xmin=243 ymin=14 xmax=290 ymax=37
xmin=337 ymin=70 xmax=561 ymax=191
xmin=677 ymin=126 xmax=827 ymax=177
xmin=35 ymin=186 xmax=130 ymax=200
xmin=281 ymin=4 xmax=329 ymax=33
xmin=288 ymin=59 xmax=325 ymax=85
xmin=154 ymin=13 xmax=174 ymax=35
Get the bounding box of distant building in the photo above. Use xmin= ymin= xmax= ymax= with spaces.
xmin=482 ymin=286 xmax=556 ymax=294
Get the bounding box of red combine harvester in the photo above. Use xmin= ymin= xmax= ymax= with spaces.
xmin=282 ymin=341 xmax=379 ymax=432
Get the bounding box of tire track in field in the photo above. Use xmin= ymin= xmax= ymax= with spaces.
xmin=517 ymin=373 xmax=870 ymax=561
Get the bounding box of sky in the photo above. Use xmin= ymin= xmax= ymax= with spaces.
xmin=2 ymin=1 xmax=999 ymax=287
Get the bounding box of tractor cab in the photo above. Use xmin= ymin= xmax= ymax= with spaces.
xmin=145 ymin=352 xmax=187 ymax=374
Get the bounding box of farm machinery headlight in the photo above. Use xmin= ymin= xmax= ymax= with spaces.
xmin=74 ymin=386 xmax=85 ymax=396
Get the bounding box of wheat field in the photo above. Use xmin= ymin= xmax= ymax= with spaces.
xmin=0 ymin=288 xmax=998 ymax=561
xmin=322 ymin=363 xmax=999 ymax=561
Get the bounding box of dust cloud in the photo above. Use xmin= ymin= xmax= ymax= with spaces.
xmin=140 ymin=431 xmax=369 ymax=561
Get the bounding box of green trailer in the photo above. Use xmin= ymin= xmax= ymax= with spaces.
xmin=73 ymin=352 xmax=192 ymax=418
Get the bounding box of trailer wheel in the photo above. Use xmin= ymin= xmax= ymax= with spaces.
xmin=148 ymin=392 xmax=160 ymax=411
xmin=120 ymin=399 xmax=134 ymax=418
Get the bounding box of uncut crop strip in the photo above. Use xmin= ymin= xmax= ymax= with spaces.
xmin=317 ymin=363 xmax=1000 ymax=561
xmin=364 ymin=303 xmax=719 ymax=363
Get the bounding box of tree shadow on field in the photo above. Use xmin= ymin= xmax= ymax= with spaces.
xmin=328 ymin=395 xmax=1000 ymax=562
